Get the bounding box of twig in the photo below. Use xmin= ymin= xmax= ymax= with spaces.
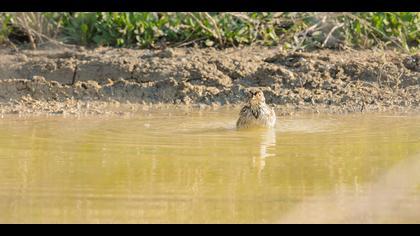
xmin=10 ymin=12 xmax=75 ymax=50
xmin=3 ymin=38 xmax=19 ymax=53
xmin=202 ymin=12 xmax=224 ymax=46
xmin=26 ymin=28 xmax=75 ymax=49
xmin=225 ymin=12 xmax=259 ymax=25
xmin=19 ymin=14 xmax=36 ymax=50
xmin=322 ymin=23 xmax=344 ymax=48
xmin=294 ymin=16 xmax=327 ymax=51
xmin=187 ymin=13 xmax=222 ymax=46
xmin=71 ymin=64 xmax=78 ymax=85
xmin=173 ymin=36 xmax=207 ymax=48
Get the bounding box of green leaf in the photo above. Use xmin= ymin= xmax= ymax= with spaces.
xmin=81 ymin=24 xmax=89 ymax=33
xmin=117 ymin=38 xmax=125 ymax=46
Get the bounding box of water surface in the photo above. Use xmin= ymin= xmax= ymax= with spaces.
xmin=0 ymin=110 xmax=419 ymax=223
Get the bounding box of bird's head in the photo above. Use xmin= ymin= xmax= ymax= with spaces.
xmin=248 ymin=90 xmax=266 ymax=106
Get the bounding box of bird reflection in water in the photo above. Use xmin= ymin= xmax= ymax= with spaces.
xmin=252 ymin=127 xmax=277 ymax=174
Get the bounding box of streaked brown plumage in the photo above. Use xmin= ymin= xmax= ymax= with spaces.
xmin=236 ymin=90 xmax=276 ymax=129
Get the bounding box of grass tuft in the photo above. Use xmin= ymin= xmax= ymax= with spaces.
xmin=1 ymin=12 xmax=418 ymax=52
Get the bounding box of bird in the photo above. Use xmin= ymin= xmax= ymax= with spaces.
xmin=236 ymin=89 xmax=276 ymax=129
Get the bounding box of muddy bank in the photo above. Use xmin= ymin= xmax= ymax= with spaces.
xmin=0 ymin=45 xmax=418 ymax=115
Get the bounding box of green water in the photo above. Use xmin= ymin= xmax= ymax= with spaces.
xmin=0 ymin=110 xmax=419 ymax=223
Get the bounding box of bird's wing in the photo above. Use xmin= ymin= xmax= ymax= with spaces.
xmin=237 ymin=105 xmax=250 ymax=128
xmin=239 ymin=105 xmax=250 ymax=116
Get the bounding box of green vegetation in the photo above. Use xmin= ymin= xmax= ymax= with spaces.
xmin=1 ymin=12 xmax=419 ymax=52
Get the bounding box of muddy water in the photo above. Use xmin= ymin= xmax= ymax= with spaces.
xmin=0 ymin=110 xmax=419 ymax=223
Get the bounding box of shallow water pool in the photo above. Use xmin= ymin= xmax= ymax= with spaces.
xmin=0 ymin=110 xmax=419 ymax=223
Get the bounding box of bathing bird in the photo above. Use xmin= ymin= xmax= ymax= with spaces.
xmin=236 ymin=89 xmax=276 ymax=129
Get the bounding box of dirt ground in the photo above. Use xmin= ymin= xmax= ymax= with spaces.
xmin=0 ymin=44 xmax=418 ymax=115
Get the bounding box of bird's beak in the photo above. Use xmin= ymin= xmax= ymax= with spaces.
xmin=250 ymin=95 xmax=258 ymax=104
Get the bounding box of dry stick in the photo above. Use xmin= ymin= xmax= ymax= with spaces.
xmin=174 ymin=36 xmax=207 ymax=48
xmin=322 ymin=23 xmax=344 ymax=48
xmin=294 ymin=16 xmax=326 ymax=51
xmin=15 ymin=12 xmax=53 ymax=46
xmin=19 ymin=15 xmax=37 ymax=50
xmin=13 ymin=18 xmax=75 ymax=50
xmin=51 ymin=14 xmax=64 ymax=39
xmin=187 ymin=13 xmax=221 ymax=46
xmin=4 ymin=38 xmax=19 ymax=53
xmin=16 ymin=25 xmax=64 ymax=49
xmin=28 ymin=28 xmax=73 ymax=48
xmin=71 ymin=64 xmax=78 ymax=86
xmin=226 ymin=12 xmax=259 ymax=25
xmin=368 ymin=29 xmax=383 ymax=50
xmin=9 ymin=13 xmax=74 ymax=49
xmin=202 ymin=12 xmax=224 ymax=46
xmin=172 ymin=28 xmax=200 ymax=47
